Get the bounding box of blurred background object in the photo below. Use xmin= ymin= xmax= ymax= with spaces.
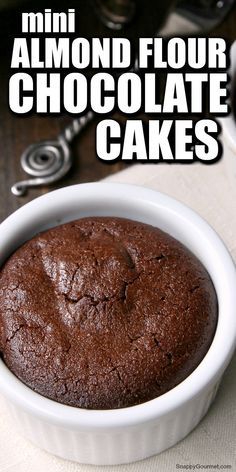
xmin=92 ymin=0 xmax=235 ymax=33
xmin=93 ymin=0 xmax=136 ymax=29
xmin=159 ymin=0 xmax=235 ymax=35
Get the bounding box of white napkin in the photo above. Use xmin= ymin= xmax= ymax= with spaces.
xmin=0 ymin=154 xmax=236 ymax=472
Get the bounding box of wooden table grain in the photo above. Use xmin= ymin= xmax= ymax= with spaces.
xmin=0 ymin=0 xmax=236 ymax=223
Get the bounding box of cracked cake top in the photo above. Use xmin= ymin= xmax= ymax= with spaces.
xmin=0 ymin=217 xmax=217 ymax=409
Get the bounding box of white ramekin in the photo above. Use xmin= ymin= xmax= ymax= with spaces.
xmin=0 ymin=182 xmax=236 ymax=466
xmin=220 ymin=41 xmax=236 ymax=185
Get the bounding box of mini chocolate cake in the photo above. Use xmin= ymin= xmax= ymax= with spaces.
xmin=0 ymin=217 xmax=217 ymax=409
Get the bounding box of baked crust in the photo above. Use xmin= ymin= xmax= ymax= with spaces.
xmin=0 ymin=217 xmax=217 ymax=409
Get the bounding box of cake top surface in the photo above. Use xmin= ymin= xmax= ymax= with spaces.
xmin=0 ymin=217 xmax=217 ymax=409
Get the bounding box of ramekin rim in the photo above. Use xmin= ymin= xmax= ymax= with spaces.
xmin=0 ymin=182 xmax=235 ymax=430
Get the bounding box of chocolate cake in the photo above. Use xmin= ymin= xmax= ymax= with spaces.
xmin=0 ymin=217 xmax=217 ymax=409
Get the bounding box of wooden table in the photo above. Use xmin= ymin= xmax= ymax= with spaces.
xmin=0 ymin=0 xmax=236 ymax=223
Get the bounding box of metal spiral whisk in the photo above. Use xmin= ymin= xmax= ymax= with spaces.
xmin=11 ymin=111 xmax=94 ymax=197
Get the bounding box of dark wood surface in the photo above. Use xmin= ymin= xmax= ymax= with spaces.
xmin=0 ymin=0 xmax=236 ymax=223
